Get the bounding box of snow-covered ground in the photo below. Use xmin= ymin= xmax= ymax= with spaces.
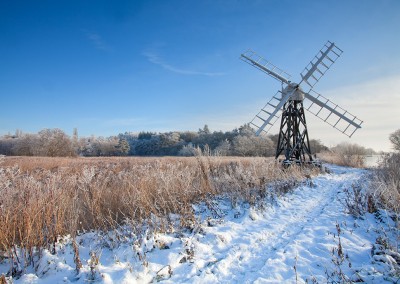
xmin=1 ymin=164 xmax=399 ymax=283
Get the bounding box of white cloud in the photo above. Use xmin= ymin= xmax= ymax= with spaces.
xmin=143 ymin=52 xmax=225 ymax=76
xmin=84 ymin=30 xmax=110 ymax=51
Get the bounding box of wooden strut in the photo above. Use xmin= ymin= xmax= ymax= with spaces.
xmin=276 ymin=100 xmax=313 ymax=164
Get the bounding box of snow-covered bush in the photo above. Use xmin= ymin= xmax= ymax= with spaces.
xmin=342 ymin=181 xmax=375 ymax=218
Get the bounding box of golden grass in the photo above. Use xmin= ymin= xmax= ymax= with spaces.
xmin=318 ymin=151 xmax=365 ymax=168
xmin=1 ymin=156 xmax=276 ymax=172
xmin=0 ymin=155 xmax=318 ymax=267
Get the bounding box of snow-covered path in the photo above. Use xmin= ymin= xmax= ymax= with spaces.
xmin=165 ymin=165 xmax=375 ymax=283
xmin=2 ymin=165 xmax=398 ymax=283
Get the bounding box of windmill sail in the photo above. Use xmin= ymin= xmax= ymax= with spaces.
xmin=300 ymin=41 xmax=343 ymax=92
xmin=303 ymin=90 xmax=363 ymax=137
xmin=251 ymin=89 xmax=296 ymax=135
xmin=241 ymin=50 xmax=293 ymax=135
xmin=250 ymin=91 xmax=283 ymax=135
xmin=240 ymin=50 xmax=291 ymax=84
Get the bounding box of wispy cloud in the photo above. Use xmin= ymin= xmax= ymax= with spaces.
xmin=143 ymin=52 xmax=225 ymax=76
xmin=84 ymin=30 xmax=110 ymax=51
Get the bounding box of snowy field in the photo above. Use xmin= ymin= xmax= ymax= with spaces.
xmin=1 ymin=164 xmax=399 ymax=283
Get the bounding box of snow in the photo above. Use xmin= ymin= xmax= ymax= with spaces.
xmin=1 ymin=164 xmax=399 ymax=283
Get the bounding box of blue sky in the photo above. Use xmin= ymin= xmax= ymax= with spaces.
xmin=1 ymin=0 xmax=400 ymax=151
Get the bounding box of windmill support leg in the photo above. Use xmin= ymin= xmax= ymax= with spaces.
xmin=275 ymin=100 xmax=313 ymax=164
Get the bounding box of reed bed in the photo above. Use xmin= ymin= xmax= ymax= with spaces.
xmin=0 ymin=155 xmax=318 ymax=268
xmin=318 ymin=151 xmax=365 ymax=168
xmin=371 ymin=153 xmax=400 ymax=214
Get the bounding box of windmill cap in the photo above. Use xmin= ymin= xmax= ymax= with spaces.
xmin=282 ymin=83 xmax=304 ymax=101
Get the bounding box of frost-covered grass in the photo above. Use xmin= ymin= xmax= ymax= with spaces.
xmin=372 ymin=152 xmax=400 ymax=214
xmin=0 ymin=163 xmax=399 ymax=283
xmin=0 ymin=155 xmax=319 ymax=280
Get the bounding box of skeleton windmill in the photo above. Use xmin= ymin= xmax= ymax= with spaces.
xmin=241 ymin=41 xmax=363 ymax=164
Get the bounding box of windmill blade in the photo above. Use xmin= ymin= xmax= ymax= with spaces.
xmin=300 ymin=41 xmax=343 ymax=92
xmin=303 ymin=90 xmax=363 ymax=137
xmin=250 ymin=91 xmax=282 ymax=135
xmin=241 ymin=50 xmax=291 ymax=84
xmin=251 ymin=89 xmax=295 ymax=136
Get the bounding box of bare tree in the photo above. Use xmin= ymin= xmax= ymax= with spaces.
xmin=37 ymin=128 xmax=75 ymax=157
xmin=331 ymin=142 xmax=368 ymax=167
xmin=0 ymin=137 xmax=16 ymax=155
xmin=309 ymin=139 xmax=328 ymax=154
xmin=389 ymin=129 xmax=400 ymax=152
xmin=94 ymin=137 xmax=120 ymax=156
xmin=12 ymin=134 xmax=40 ymax=156
xmin=332 ymin=142 xmax=367 ymax=156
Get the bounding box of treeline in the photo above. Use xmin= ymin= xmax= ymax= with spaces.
xmin=0 ymin=124 xmax=327 ymax=157
xmin=0 ymin=124 xmax=331 ymax=157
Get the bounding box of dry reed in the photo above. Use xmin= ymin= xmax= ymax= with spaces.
xmin=0 ymin=155 xmax=317 ymax=270
xmin=318 ymin=151 xmax=365 ymax=168
xmin=371 ymin=153 xmax=400 ymax=214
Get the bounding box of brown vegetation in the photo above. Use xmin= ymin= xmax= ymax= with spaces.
xmin=389 ymin=129 xmax=400 ymax=152
xmin=0 ymin=155 xmax=318 ymax=268
xmin=318 ymin=151 xmax=365 ymax=168
xmin=317 ymin=142 xmax=369 ymax=168
xmin=372 ymin=153 xmax=400 ymax=213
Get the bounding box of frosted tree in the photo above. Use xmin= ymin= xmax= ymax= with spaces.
xmin=198 ymin=125 xmax=210 ymax=135
xmin=389 ymin=129 xmax=400 ymax=152
xmin=238 ymin=124 xmax=255 ymax=137
xmin=232 ymin=135 xmax=274 ymax=157
xmin=0 ymin=137 xmax=15 ymax=155
xmin=117 ymin=138 xmax=130 ymax=156
xmin=214 ymin=139 xmax=231 ymax=156
xmin=178 ymin=144 xmax=197 ymax=156
xmin=12 ymin=134 xmax=40 ymax=156
xmin=179 ymin=131 xmax=198 ymax=143
xmin=157 ymin=132 xmax=183 ymax=155
xmin=37 ymin=128 xmax=75 ymax=157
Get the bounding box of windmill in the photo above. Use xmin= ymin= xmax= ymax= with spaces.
xmin=241 ymin=41 xmax=363 ymax=164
